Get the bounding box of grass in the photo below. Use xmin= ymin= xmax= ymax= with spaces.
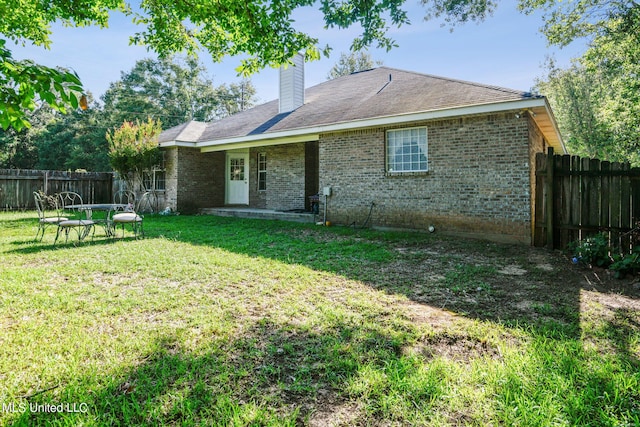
xmin=0 ymin=212 xmax=639 ymax=426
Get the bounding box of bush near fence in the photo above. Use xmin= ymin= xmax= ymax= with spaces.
xmin=0 ymin=169 xmax=115 ymax=210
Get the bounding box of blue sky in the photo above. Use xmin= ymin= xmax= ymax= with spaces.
xmin=11 ymin=2 xmax=586 ymax=105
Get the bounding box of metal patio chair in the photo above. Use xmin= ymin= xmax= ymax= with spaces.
xmin=113 ymin=190 xmax=136 ymax=212
xmin=136 ymin=191 xmax=158 ymax=214
xmin=111 ymin=209 xmax=144 ymax=239
xmin=55 ymin=192 xmax=96 ymax=243
xmin=33 ymin=191 xmax=68 ymax=241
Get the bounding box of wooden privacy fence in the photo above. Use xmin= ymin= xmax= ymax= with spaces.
xmin=534 ymin=148 xmax=640 ymax=251
xmin=0 ymin=169 xmax=115 ymax=210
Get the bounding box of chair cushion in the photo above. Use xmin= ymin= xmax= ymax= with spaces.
xmin=59 ymin=219 xmax=95 ymax=227
xmin=112 ymin=213 xmax=142 ymax=222
xmin=42 ymin=217 xmax=68 ymax=224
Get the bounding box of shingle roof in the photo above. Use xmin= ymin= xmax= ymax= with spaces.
xmin=159 ymin=67 xmax=555 ymax=146
xmin=199 ymin=67 xmax=531 ymax=141
xmin=158 ymin=120 xmax=206 ymax=144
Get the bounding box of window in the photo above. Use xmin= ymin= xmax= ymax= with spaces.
xmin=143 ymin=169 xmax=166 ymax=191
xmin=258 ymin=152 xmax=267 ymax=191
xmin=386 ymin=127 xmax=428 ymax=173
xmin=230 ymin=158 xmax=245 ymax=181
xmin=142 ymin=153 xmax=166 ymax=191
xmin=154 ymin=169 xmax=166 ymax=191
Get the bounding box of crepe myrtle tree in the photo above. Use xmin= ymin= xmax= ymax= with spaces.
xmin=106 ymin=118 xmax=162 ymax=192
xmin=1 ymin=0 xmax=409 ymax=131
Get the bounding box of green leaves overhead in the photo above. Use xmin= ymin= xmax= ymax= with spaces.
xmin=0 ymin=0 xmax=126 ymax=47
xmin=131 ymin=0 xmax=408 ymax=74
xmin=420 ymin=0 xmax=640 ymax=49
xmin=2 ymin=0 xmax=413 ymax=130
xmin=421 ymin=0 xmax=497 ymax=27
xmin=0 ymin=39 xmax=86 ymax=131
xmin=320 ymin=0 xmax=409 ymax=51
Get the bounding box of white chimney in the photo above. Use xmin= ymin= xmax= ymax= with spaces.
xmin=279 ymin=52 xmax=305 ymax=113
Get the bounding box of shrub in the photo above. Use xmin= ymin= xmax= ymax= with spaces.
xmin=610 ymin=246 xmax=640 ymax=278
xmin=106 ymin=118 xmax=162 ymax=190
xmin=568 ymin=233 xmax=612 ymax=267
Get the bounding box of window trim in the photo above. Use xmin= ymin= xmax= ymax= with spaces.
xmin=142 ymin=168 xmax=166 ymax=192
xmin=257 ymin=152 xmax=267 ymax=192
xmin=385 ymin=126 xmax=429 ymax=174
xmin=142 ymin=152 xmax=166 ymax=192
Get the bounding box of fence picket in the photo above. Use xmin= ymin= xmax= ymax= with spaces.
xmin=534 ymin=153 xmax=547 ymax=247
xmin=0 ymin=169 xmax=114 ymax=210
xmin=620 ymin=163 xmax=632 ymax=251
xmin=588 ymin=159 xmax=601 ymax=234
xmin=534 ymin=151 xmax=640 ymax=253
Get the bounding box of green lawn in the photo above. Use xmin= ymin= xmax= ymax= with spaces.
xmin=0 ymin=212 xmax=638 ymax=426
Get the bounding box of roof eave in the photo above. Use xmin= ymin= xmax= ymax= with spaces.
xmin=159 ymin=98 xmax=564 ymax=153
xmin=158 ymin=140 xmax=199 ymax=148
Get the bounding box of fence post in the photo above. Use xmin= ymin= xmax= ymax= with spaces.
xmin=545 ymin=147 xmax=555 ymax=249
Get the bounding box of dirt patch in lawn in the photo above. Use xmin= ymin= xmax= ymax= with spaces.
xmin=280 ymin=226 xmax=640 ymax=337
xmin=375 ymin=236 xmax=640 ymax=329
xmin=171 ymin=222 xmax=640 ymax=425
xmin=297 ymin=232 xmax=640 ymax=424
xmin=407 ymin=331 xmax=504 ymax=362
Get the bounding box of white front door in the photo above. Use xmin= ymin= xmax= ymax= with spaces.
xmin=226 ymin=151 xmax=249 ymax=205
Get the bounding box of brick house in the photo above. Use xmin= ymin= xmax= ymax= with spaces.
xmin=158 ymin=58 xmax=564 ymax=244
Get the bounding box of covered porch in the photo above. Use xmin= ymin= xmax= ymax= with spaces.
xmin=163 ymin=140 xmax=319 ymax=215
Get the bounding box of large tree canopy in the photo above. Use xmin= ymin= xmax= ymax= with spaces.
xmin=422 ymin=0 xmax=640 ymax=163
xmin=4 ymin=0 xmax=640 ymax=144
xmin=0 ymin=56 xmax=255 ymax=171
xmin=1 ymin=0 xmax=409 ymax=130
xmin=101 ymin=56 xmax=255 ymax=129
xmin=536 ymin=6 xmax=640 ymax=165
xmin=422 ymin=0 xmax=640 ymax=47
xmin=327 ymin=51 xmax=383 ymax=80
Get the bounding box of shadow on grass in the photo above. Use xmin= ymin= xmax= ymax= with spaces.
xmin=9 ymin=316 xmax=639 ymax=426
xmin=154 ymin=215 xmax=638 ymax=415
xmin=64 ymin=213 xmax=637 ymax=357
xmin=147 ymin=215 xmax=592 ymax=333
xmin=9 ymin=317 xmax=445 ymax=426
xmin=2 ymin=214 xmax=639 ymax=425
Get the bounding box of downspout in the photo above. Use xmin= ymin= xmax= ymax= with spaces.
xmin=323 ymin=194 xmax=328 ymax=226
